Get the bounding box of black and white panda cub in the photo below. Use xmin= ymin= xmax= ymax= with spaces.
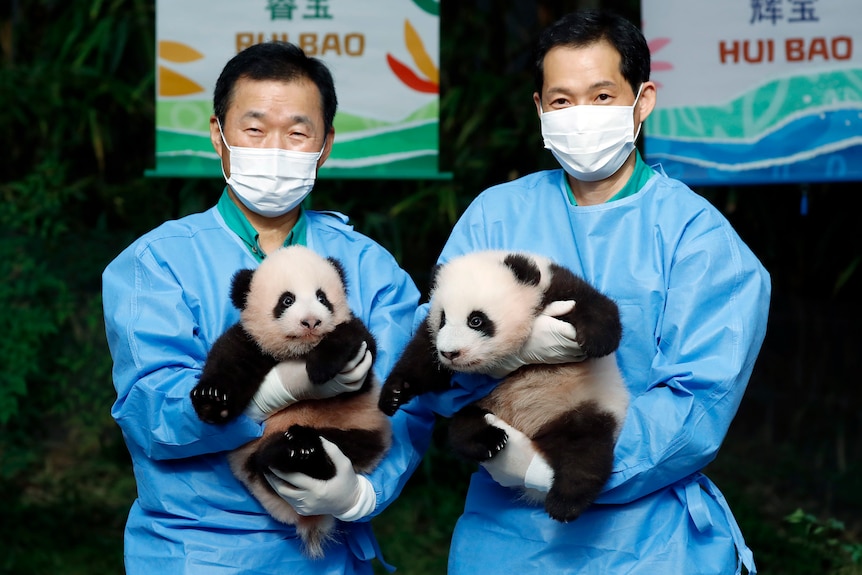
xmin=379 ymin=250 xmax=628 ymax=523
xmin=190 ymin=245 xmax=391 ymax=558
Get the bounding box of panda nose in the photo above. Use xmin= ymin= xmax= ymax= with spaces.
xmin=441 ymin=350 xmax=460 ymax=361
xmin=301 ymin=318 xmax=322 ymax=329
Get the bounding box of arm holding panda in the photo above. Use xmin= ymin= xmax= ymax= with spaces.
xmin=243 ymin=341 xmax=373 ymax=422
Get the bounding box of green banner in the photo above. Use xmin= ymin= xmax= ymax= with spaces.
xmin=154 ymin=0 xmax=446 ymax=179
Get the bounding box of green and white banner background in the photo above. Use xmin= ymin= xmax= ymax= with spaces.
xmin=154 ymin=0 xmax=443 ymax=179
xmin=642 ymin=0 xmax=862 ymax=185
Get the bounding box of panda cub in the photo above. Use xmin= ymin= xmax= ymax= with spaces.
xmin=379 ymin=250 xmax=628 ymax=523
xmin=190 ymin=245 xmax=391 ymax=559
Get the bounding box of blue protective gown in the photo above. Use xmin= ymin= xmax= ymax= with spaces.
xmin=102 ymin=207 xmax=434 ymax=574
xmin=427 ymin=167 xmax=770 ymax=575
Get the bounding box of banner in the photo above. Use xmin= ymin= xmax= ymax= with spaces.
xmin=154 ymin=0 xmax=444 ymax=179
xmin=642 ymin=0 xmax=862 ymax=185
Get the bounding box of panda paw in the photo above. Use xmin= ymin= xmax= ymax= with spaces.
xmin=459 ymin=425 xmax=509 ymax=462
xmin=543 ymin=485 xmax=592 ymax=524
xmin=190 ymin=385 xmax=234 ymax=424
xmin=259 ymin=425 xmax=337 ymax=481
xmin=378 ymin=375 xmax=411 ymax=416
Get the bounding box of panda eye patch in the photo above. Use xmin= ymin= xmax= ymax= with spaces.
xmin=316 ymin=289 xmax=333 ymax=312
xmin=440 ymin=310 xmax=446 ymax=329
xmin=467 ymin=311 xmax=495 ymax=337
xmin=273 ymin=291 xmax=296 ymax=318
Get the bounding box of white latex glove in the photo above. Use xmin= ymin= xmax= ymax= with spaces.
xmin=263 ymin=437 xmax=377 ymax=521
xmin=480 ymin=414 xmax=554 ymax=491
xmin=485 ymin=300 xmax=587 ymax=379
xmin=244 ymin=342 xmax=372 ymax=422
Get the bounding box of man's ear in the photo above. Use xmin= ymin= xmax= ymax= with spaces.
xmin=210 ymin=115 xmax=224 ymax=159
xmin=635 ymin=81 xmax=657 ymax=124
xmin=533 ymin=92 xmax=543 ymax=118
xmin=317 ymin=126 xmax=336 ymax=168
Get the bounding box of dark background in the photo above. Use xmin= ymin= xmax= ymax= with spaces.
xmin=1 ymin=1 xmax=860 ymax=573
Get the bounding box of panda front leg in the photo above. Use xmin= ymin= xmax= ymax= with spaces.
xmin=532 ymin=405 xmax=618 ymax=522
xmin=305 ymin=318 xmax=374 ymax=386
xmin=379 ymin=318 xmax=453 ymax=416
xmin=448 ymin=405 xmax=508 ymax=462
xmin=191 ymin=324 xmax=277 ymax=424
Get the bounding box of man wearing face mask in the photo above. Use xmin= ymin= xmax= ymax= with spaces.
xmin=102 ymin=42 xmax=440 ymax=574
xmin=436 ymin=10 xmax=771 ymax=575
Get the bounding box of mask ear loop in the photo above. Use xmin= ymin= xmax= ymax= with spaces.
xmin=217 ymin=119 xmax=233 ymax=152
xmin=216 ymin=119 xmax=233 ymax=182
xmin=633 ymin=83 xmax=645 ymax=142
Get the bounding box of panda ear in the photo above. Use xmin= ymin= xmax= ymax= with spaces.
xmin=502 ymin=253 xmax=542 ymax=286
xmin=230 ymin=269 xmax=255 ymax=310
xmin=326 ymin=257 xmax=348 ymax=293
xmin=428 ymin=264 xmax=443 ymax=292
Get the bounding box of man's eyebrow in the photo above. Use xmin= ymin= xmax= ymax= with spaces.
xmin=240 ymin=110 xmax=313 ymax=125
xmin=546 ymin=80 xmax=618 ymax=95
xmin=241 ymin=110 xmax=314 ymax=126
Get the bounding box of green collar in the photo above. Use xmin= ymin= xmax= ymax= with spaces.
xmin=216 ymin=188 xmax=308 ymax=262
xmin=565 ymin=150 xmax=655 ymax=205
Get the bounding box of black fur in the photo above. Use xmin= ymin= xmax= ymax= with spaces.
xmin=542 ymin=262 xmax=622 ymax=357
xmin=503 ymin=253 xmax=542 ymax=286
xmin=230 ymin=268 xmax=254 ymax=310
xmin=533 ymin=401 xmax=618 ymax=521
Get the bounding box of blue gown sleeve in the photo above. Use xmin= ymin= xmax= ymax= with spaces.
xmin=598 ymin=219 xmax=771 ymax=503
xmin=103 ymin=242 xmax=262 ymax=462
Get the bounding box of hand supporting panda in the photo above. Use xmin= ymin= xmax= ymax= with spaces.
xmin=485 ymin=300 xmax=587 ymax=379
xmin=481 ymin=414 xmax=554 ymax=491
xmin=244 ymin=343 xmax=373 ymax=422
xmin=264 ymin=437 xmax=377 ymax=521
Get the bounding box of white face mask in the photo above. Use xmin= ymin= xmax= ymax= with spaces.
xmin=540 ymin=85 xmax=643 ymax=182
xmin=218 ymin=121 xmax=324 ymax=217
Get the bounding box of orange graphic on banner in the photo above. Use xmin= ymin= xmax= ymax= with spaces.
xmin=158 ymin=40 xmax=205 ymax=97
xmin=387 ymin=20 xmax=439 ymax=93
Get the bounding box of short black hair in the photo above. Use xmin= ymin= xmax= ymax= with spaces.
xmin=533 ymin=9 xmax=650 ymax=98
xmin=213 ymin=41 xmax=337 ymax=133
